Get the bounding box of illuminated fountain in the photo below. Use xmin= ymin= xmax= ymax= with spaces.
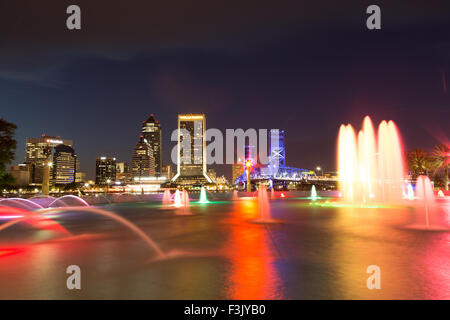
xmin=0 ymin=198 xmax=44 ymax=210
xmin=48 ymin=195 xmax=90 ymax=207
xmin=337 ymin=116 xmax=405 ymax=204
xmin=173 ymin=190 xmax=182 ymax=208
xmin=310 ymin=185 xmax=318 ymax=201
xmin=252 ymin=186 xmax=279 ymax=223
xmin=176 ymin=190 xmax=191 ymax=215
xmin=84 ymin=194 xmax=111 ymax=205
xmin=404 ymin=176 xmax=448 ymax=231
xmin=416 ymin=176 xmax=435 ymax=227
xmin=162 ymin=189 xmax=172 ymax=207
xmin=0 ymin=206 xmax=166 ymax=258
xmin=406 ymin=183 xmax=415 ymax=200
xmin=198 ymin=187 xmax=209 ymax=204
xmin=29 ymin=195 xmax=56 ymax=208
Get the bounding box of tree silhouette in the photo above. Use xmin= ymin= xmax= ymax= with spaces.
xmin=0 ymin=118 xmax=17 ymax=183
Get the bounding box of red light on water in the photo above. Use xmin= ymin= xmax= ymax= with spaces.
xmin=0 ymin=248 xmax=22 ymax=258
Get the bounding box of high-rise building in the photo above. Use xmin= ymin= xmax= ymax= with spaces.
xmin=142 ymin=114 xmax=162 ymax=175
xmin=161 ymin=164 xmax=174 ymax=180
xmin=116 ymin=162 xmax=129 ymax=174
xmin=132 ymin=136 xmax=155 ymax=179
xmin=25 ymin=135 xmax=73 ymax=184
xmin=269 ymin=129 xmax=286 ymax=168
xmin=9 ymin=164 xmax=31 ymax=186
xmin=172 ymin=114 xmax=212 ymax=184
xmin=95 ymin=157 xmax=117 ymax=185
xmin=75 ymin=172 xmax=87 ymax=183
xmin=51 ymin=145 xmax=76 ymax=184
xmin=115 ymin=162 xmax=132 ymax=184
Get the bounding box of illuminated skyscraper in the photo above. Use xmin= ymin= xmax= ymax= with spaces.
xmin=51 ymin=145 xmax=76 ymax=185
xmin=132 ymin=136 xmax=155 ymax=180
xmin=269 ymin=129 xmax=286 ymax=168
xmin=172 ymin=114 xmax=212 ymax=184
xmin=142 ymin=114 xmax=162 ymax=175
xmin=95 ymin=156 xmax=117 ymax=185
xmin=25 ymin=135 xmax=73 ymax=184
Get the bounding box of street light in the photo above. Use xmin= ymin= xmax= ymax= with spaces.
xmin=245 ymin=160 xmax=253 ymax=192
xmin=105 ymin=179 xmax=111 ymax=194
xmin=316 ymin=166 xmax=323 ymax=178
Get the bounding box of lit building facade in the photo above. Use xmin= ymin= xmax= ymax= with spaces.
xmin=132 ymin=136 xmax=155 ymax=179
xmin=142 ymin=114 xmax=162 ymax=175
xmin=25 ymin=135 xmax=73 ymax=184
xmin=51 ymin=144 xmax=76 ymax=184
xmin=115 ymin=162 xmax=131 ymax=183
xmin=9 ymin=164 xmax=31 ymax=186
xmin=172 ymin=114 xmax=212 ymax=185
xmin=161 ymin=164 xmax=174 ymax=180
xmin=75 ymin=172 xmax=87 ymax=183
xmin=95 ymin=156 xmax=117 ymax=185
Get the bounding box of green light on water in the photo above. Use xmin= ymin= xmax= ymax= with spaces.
xmin=308 ymin=201 xmax=393 ymax=209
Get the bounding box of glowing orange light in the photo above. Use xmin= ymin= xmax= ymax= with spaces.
xmin=245 ymin=160 xmax=252 ymax=168
xmin=0 ymin=248 xmax=22 ymax=258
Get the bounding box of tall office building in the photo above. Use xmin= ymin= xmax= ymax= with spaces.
xmin=142 ymin=114 xmax=162 ymax=175
xmin=172 ymin=114 xmax=212 ymax=184
xmin=269 ymin=129 xmax=286 ymax=168
xmin=25 ymin=135 xmax=73 ymax=184
xmin=51 ymin=145 xmax=76 ymax=184
xmin=95 ymin=157 xmax=117 ymax=185
xmin=132 ymin=136 xmax=155 ymax=179
xmin=161 ymin=164 xmax=174 ymax=180
xmin=9 ymin=164 xmax=31 ymax=186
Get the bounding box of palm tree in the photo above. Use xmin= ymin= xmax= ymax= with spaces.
xmin=407 ymin=149 xmax=431 ymax=179
xmin=429 ymin=144 xmax=450 ymax=190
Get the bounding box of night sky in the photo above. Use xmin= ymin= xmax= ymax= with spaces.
xmin=1 ymin=1 xmax=449 ymax=179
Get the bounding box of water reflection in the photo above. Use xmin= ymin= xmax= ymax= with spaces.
xmin=224 ymin=199 xmax=283 ymax=299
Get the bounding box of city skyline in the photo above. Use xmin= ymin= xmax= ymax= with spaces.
xmin=2 ymin=2 xmax=449 ymax=182
xmin=1 ymin=1 xmax=449 ymax=303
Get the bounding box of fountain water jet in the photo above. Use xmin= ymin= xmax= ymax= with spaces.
xmin=0 ymin=207 xmax=166 ymax=257
xmin=176 ymin=190 xmax=191 ymax=215
xmin=416 ymin=176 xmax=435 ymax=228
xmin=173 ymin=190 xmax=182 ymax=207
xmin=232 ymin=190 xmax=239 ymax=200
xmin=406 ymin=176 xmax=449 ymax=231
xmin=162 ymin=189 xmax=172 ymax=207
xmin=310 ymin=185 xmax=318 ymax=201
xmin=338 ymin=116 xmax=405 ymax=204
xmin=198 ymin=187 xmax=209 ymax=204
xmin=251 ymin=186 xmax=280 ymax=224
xmin=0 ymin=198 xmax=44 ymax=211
xmin=406 ymin=183 xmax=415 ymax=200
xmin=48 ymin=195 xmax=90 ymax=208
xmin=0 ymin=206 xmax=71 ymax=236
